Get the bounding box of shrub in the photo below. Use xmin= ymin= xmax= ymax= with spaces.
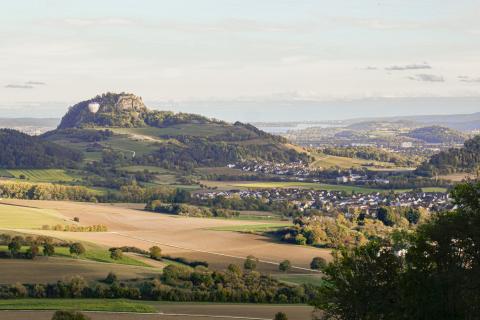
xmin=244 ymin=255 xmax=258 ymax=271
xmin=149 ymin=246 xmax=162 ymax=260
xmin=69 ymin=242 xmax=86 ymax=257
xmin=310 ymin=257 xmax=327 ymax=270
xmin=51 ymin=310 xmax=91 ymax=320
xmin=274 ymin=312 xmax=288 ymax=320
xmin=279 ymin=260 xmax=291 ymax=272
xmin=110 ymin=248 xmax=123 ymax=260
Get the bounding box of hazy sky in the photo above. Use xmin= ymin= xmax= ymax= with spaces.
xmin=1 ymin=0 xmax=479 ymax=121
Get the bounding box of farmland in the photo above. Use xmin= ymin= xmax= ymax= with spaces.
xmin=0 ymin=258 xmax=161 ymax=284
xmin=0 ymin=203 xmax=66 ymax=229
xmin=0 ymin=169 xmax=78 ymax=183
xmin=0 ymin=301 xmax=317 ymax=320
xmin=0 ymin=199 xmax=330 ymax=273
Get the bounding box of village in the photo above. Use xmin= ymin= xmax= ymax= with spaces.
xmin=195 ymin=187 xmax=452 ymax=218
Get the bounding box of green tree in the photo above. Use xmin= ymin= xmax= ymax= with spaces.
xmin=310 ymin=257 xmax=327 ymax=270
xmin=244 ymin=255 xmax=258 ymax=271
xmin=110 ymin=248 xmax=123 ymax=260
xmin=26 ymin=244 xmax=39 ymax=259
xmin=43 ymin=243 xmax=55 ymax=257
xmin=69 ymin=242 xmax=86 ymax=257
xmin=8 ymin=239 xmax=21 ymax=256
xmin=274 ymin=312 xmax=288 ymax=320
xmin=279 ymin=260 xmax=291 ymax=272
xmin=149 ymin=246 xmax=162 ymax=260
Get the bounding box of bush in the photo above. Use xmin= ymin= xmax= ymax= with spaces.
xmin=310 ymin=257 xmax=327 ymax=270
xmin=69 ymin=243 xmax=86 ymax=257
xmin=110 ymin=248 xmax=123 ymax=260
xmin=51 ymin=310 xmax=91 ymax=320
xmin=149 ymin=246 xmax=162 ymax=260
xmin=274 ymin=312 xmax=288 ymax=320
xmin=244 ymin=255 xmax=258 ymax=271
xmin=279 ymin=260 xmax=291 ymax=272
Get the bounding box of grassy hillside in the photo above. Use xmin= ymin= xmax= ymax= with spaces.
xmin=44 ymin=93 xmax=309 ymax=169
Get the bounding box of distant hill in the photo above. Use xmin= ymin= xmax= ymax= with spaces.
xmin=416 ymin=135 xmax=480 ymax=176
xmin=0 ymin=129 xmax=82 ymax=169
xmin=405 ymin=126 xmax=467 ymax=144
xmin=47 ymin=92 xmax=309 ymax=168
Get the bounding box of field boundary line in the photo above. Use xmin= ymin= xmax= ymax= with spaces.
xmin=112 ymin=231 xmax=321 ymax=273
xmin=0 ymin=310 xmax=271 ymax=319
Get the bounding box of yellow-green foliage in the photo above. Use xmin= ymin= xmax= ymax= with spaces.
xmin=42 ymin=224 xmax=108 ymax=232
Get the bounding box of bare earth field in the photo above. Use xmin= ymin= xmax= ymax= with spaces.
xmin=1 ymin=199 xmax=330 ymax=273
xmin=0 ymin=304 xmax=317 ymax=320
xmin=0 ymin=257 xmax=162 ymax=284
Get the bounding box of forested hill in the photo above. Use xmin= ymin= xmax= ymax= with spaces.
xmin=405 ymin=126 xmax=467 ymax=144
xmin=49 ymin=92 xmax=309 ymax=167
xmin=416 ymin=135 xmax=480 ymax=176
xmin=0 ymin=129 xmax=82 ymax=168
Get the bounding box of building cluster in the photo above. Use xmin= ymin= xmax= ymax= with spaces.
xmin=229 ymin=161 xmax=313 ymax=177
xmin=195 ymin=188 xmax=452 ymax=215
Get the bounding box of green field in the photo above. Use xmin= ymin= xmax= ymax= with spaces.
xmin=0 ymin=204 xmax=65 ymax=229
xmin=0 ymin=242 xmax=148 ymax=267
xmin=1 ymin=169 xmax=78 ymax=183
xmin=209 ymin=222 xmax=291 ymax=233
xmin=0 ymin=299 xmax=155 ymax=312
xmin=275 ymin=274 xmax=325 ymax=287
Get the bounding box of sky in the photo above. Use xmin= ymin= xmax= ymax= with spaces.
xmin=1 ymin=0 xmax=479 ymax=121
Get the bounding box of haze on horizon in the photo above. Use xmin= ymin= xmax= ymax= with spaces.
xmin=1 ymin=0 xmax=480 ymax=122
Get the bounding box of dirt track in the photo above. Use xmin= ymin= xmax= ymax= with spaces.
xmin=3 ymin=199 xmax=330 ymax=272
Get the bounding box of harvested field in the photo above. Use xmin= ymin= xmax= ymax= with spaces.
xmin=0 ymin=301 xmax=317 ymax=320
xmin=0 ymin=257 xmax=162 ymax=284
xmin=2 ymin=199 xmax=331 ymax=273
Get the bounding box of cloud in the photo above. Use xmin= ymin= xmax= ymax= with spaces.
xmin=5 ymin=81 xmax=46 ymax=89
xmin=386 ymin=63 xmax=432 ymax=71
xmin=408 ymin=74 xmax=445 ymax=82
xmin=364 ymin=66 xmax=378 ymax=70
xmin=25 ymin=81 xmax=46 ymax=85
xmin=61 ymin=18 xmax=136 ymax=27
xmin=458 ymin=76 xmax=480 ymax=83
xmin=5 ymin=84 xmax=34 ymax=89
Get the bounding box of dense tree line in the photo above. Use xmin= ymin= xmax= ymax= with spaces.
xmin=312 ymin=181 xmax=480 ymax=319
xmin=0 ymin=129 xmax=82 ymax=169
xmin=416 ymin=135 xmax=480 ymax=176
xmin=405 ymin=125 xmax=466 ymax=144
xmin=0 ymin=265 xmax=317 ymax=304
xmin=139 ymin=138 xmax=309 ymax=170
xmin=321 ymin=146 xmax=419 ymax=166
xmin=145 ymin=200 xmax=240 ymax=218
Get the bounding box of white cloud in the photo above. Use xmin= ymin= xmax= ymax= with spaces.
xmin=408 ymin=74 xmax=445 ymax=82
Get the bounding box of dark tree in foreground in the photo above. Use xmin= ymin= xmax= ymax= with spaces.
xmin=313 ymin=181 xmax=480 ymax=320
xmin=51 ymin=310 xmax=90 ymax=320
